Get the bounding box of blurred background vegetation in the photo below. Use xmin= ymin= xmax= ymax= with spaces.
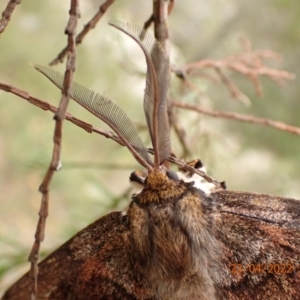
xmin=0 ymin=0 xmax=299 ymax=294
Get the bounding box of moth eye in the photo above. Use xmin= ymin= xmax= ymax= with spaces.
xmin=166 ymin=170 xmax=180 ymax=182
xmin=194 ymin=159 xmax=203 ymax=169
xmin=144 ymin=177 xmax=148 ymax=186
xmin=129 ymin=171 xmax=145 ymax=186
xmin=220 ymin=181 xmax=227 ymax=189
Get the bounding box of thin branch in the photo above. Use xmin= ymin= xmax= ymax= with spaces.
xmin=168 ymin=106 xmax=191 ymax=158
xmin=0 ymin=0 xmax=21 ymax=34
xmin=215 ymin=67 xmax=250 ymax=106
xmin=173 ymin=101 xmax=300 ymax=136
xmin=0 ymin=81 xmax=122 ymax=142
xmin=140 ymin=0 xmax=173 ymax=41
xmin=63 ymin=162 xmax=137 ymax=170
xmin=0 ymin=82 xmax=223 ymax=188
xmin=27 ymin=1 xmax=80 ymax=299
xmin=50 ymin=0 xmax=115 ymax=66
xmin=141 ymin=14 xmax=154 ymax=36
xmin=168 ymin=155 xmax=222 ymax=187
xmin=172 ymin=64 xmax=213 ymax=96
xmin=185 ymin=56 xmax=295 ymax=97
xmin=168 ymin=0 xmax=175 ymax=14
xmin=151 ymin=0 xmax=173 ymax=168
xmin=177 ymin=43 xmax=295 ymax=105
xmin=152 ymin=0 xmax=170 ymax=51
xmin=156 ymin=2 xmax=191 ymax=160
xmin=173 ymin=120 xmax=191 ymax=158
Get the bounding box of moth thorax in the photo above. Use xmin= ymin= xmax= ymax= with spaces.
xmin=128 ymin=187 xmax=221 ymax=299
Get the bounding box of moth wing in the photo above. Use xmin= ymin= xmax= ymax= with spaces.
xmin=2 ymin=212 xmax=153 ymax=300
xmin=212 ymin=190 xmax=300 ymax=299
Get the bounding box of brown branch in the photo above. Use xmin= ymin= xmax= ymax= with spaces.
xmin=183 ymin=45 xmax=295 ymax=101
xmin=172 ymin=64 xmax=217 ymax=97
xmin=215 ymin=67 xmax=250 ymax=106
xmin=151 ymin=0 xmax=171 ymax=168
xmin=0 ymin=0 xmax=21 ymax=34
xmin=173 ymin=118 xmax=191 ymax=157
xmin=0 ymin=81 xmax=126 ymax=145
xmin=27 ymin=2 xmax=80 ymax=299
xmin=168 ymin=0 xmax=175 ymax=14
xmin=173 ymin=101 xmax=300 ymax=136
xmin=152 ymin=0 xmax=169 ymax=49
xmin=167 ymin=97 xmax=190 ymax=158
xmin=168 ymin=155 xmax=222 ymax=187
xmin=142 ymin=0 xmax=174 ymax=33
xmin=151 ymin=2 xmax=191 ymax=160
xmin=140 ymin=0 xmax=173 ymax=42
xmin=50 ymin=0 xmax=115 ymax=66
xmin=186 ymin=59 xmax=295 ymax=84
xmin=0 ymin=81 xmax=223 ymax=189
xmin=63 ymin=162 xmax=138 ymax=170
xmin=141 ymin=14 xmax=154 ymax=36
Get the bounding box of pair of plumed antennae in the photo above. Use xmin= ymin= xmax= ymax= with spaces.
xmin=35 ymin=21 xmax=171 ymax=170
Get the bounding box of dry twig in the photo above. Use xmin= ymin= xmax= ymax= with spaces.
xmin=0 ymin=82 xmax=222 ymax=188
xmin=0 ymin=81 xmax=122 ymax=142
xmin=143 ymin=0 xmax=175 ymax=36
xmin=215 ymin=67 xmax=250 ymax=106
xmin=150 ymin=1 xmax=191 ymax=159
xmin=27 ymin=1 xmax=80 ymax=299
xmin=63 ymin=162 xmax=137 ymax=170
xmin=0 ymin=0 xmax=21 ymax=34
xmin=177 ymin=45 xmax=295 ymax=104
xmin=173 ymin=101 xmax=300 ymax=136
xmin=0 ymin=80 xmax=132 ymax=152
xmin=186 ymin=57 xmax=295 ymax=92
xmin=173 ymin=118 xmax=191 ymax=157
xmin=50 ymin=0 xmax=115 ymax=66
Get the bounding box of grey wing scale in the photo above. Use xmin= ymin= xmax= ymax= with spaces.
xmin=34 ymin=65 xmax=152 ymax=168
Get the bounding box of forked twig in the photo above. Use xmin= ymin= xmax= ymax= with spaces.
xmin=173 ymin=120 xmax=191 ymax=157
xmin=173 ymin=101 xmax=300 ymax=136
xmin=141 ymin=0 xmax=174 ymax=35
xmin=0 ymin=0 xmax=21 ymax=34
xmin=27 ymin=1 xmax=80 ymax=299
xmin=0 ymin=81 xmax=122 ymax=142
xmin=50 ymin=0 xmax=115 ymax=66
xmin=186 ymin=58 xmax=295 ymax=90
xmin=215 ymin=67 xmax=250 ymax=106
xmin=178 ymin=46 xmax=295 ymax=104
xmin=152 ymin=0 xmax=170 ymax=51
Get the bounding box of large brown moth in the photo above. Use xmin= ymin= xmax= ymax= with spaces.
xmin=2 ymin=22 xmax=300 ymax=300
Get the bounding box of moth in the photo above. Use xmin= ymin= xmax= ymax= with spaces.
xmin=2 ymin=22 xmax=300 ymax=300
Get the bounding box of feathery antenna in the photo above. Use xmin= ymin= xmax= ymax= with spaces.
xmin=109 ymin=21 xmax=171 ymax=168
xmin=34 ymin=65 xmax=153 ymax=170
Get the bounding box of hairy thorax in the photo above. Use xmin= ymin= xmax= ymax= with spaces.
xmin=126 ymin=170 xmax=224 ymax=300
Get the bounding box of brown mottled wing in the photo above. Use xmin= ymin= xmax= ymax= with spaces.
xmin=2 ymin=212 xmax=154 ymax=300
xmin=212 ymin=190 xmax=300 ymax=299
